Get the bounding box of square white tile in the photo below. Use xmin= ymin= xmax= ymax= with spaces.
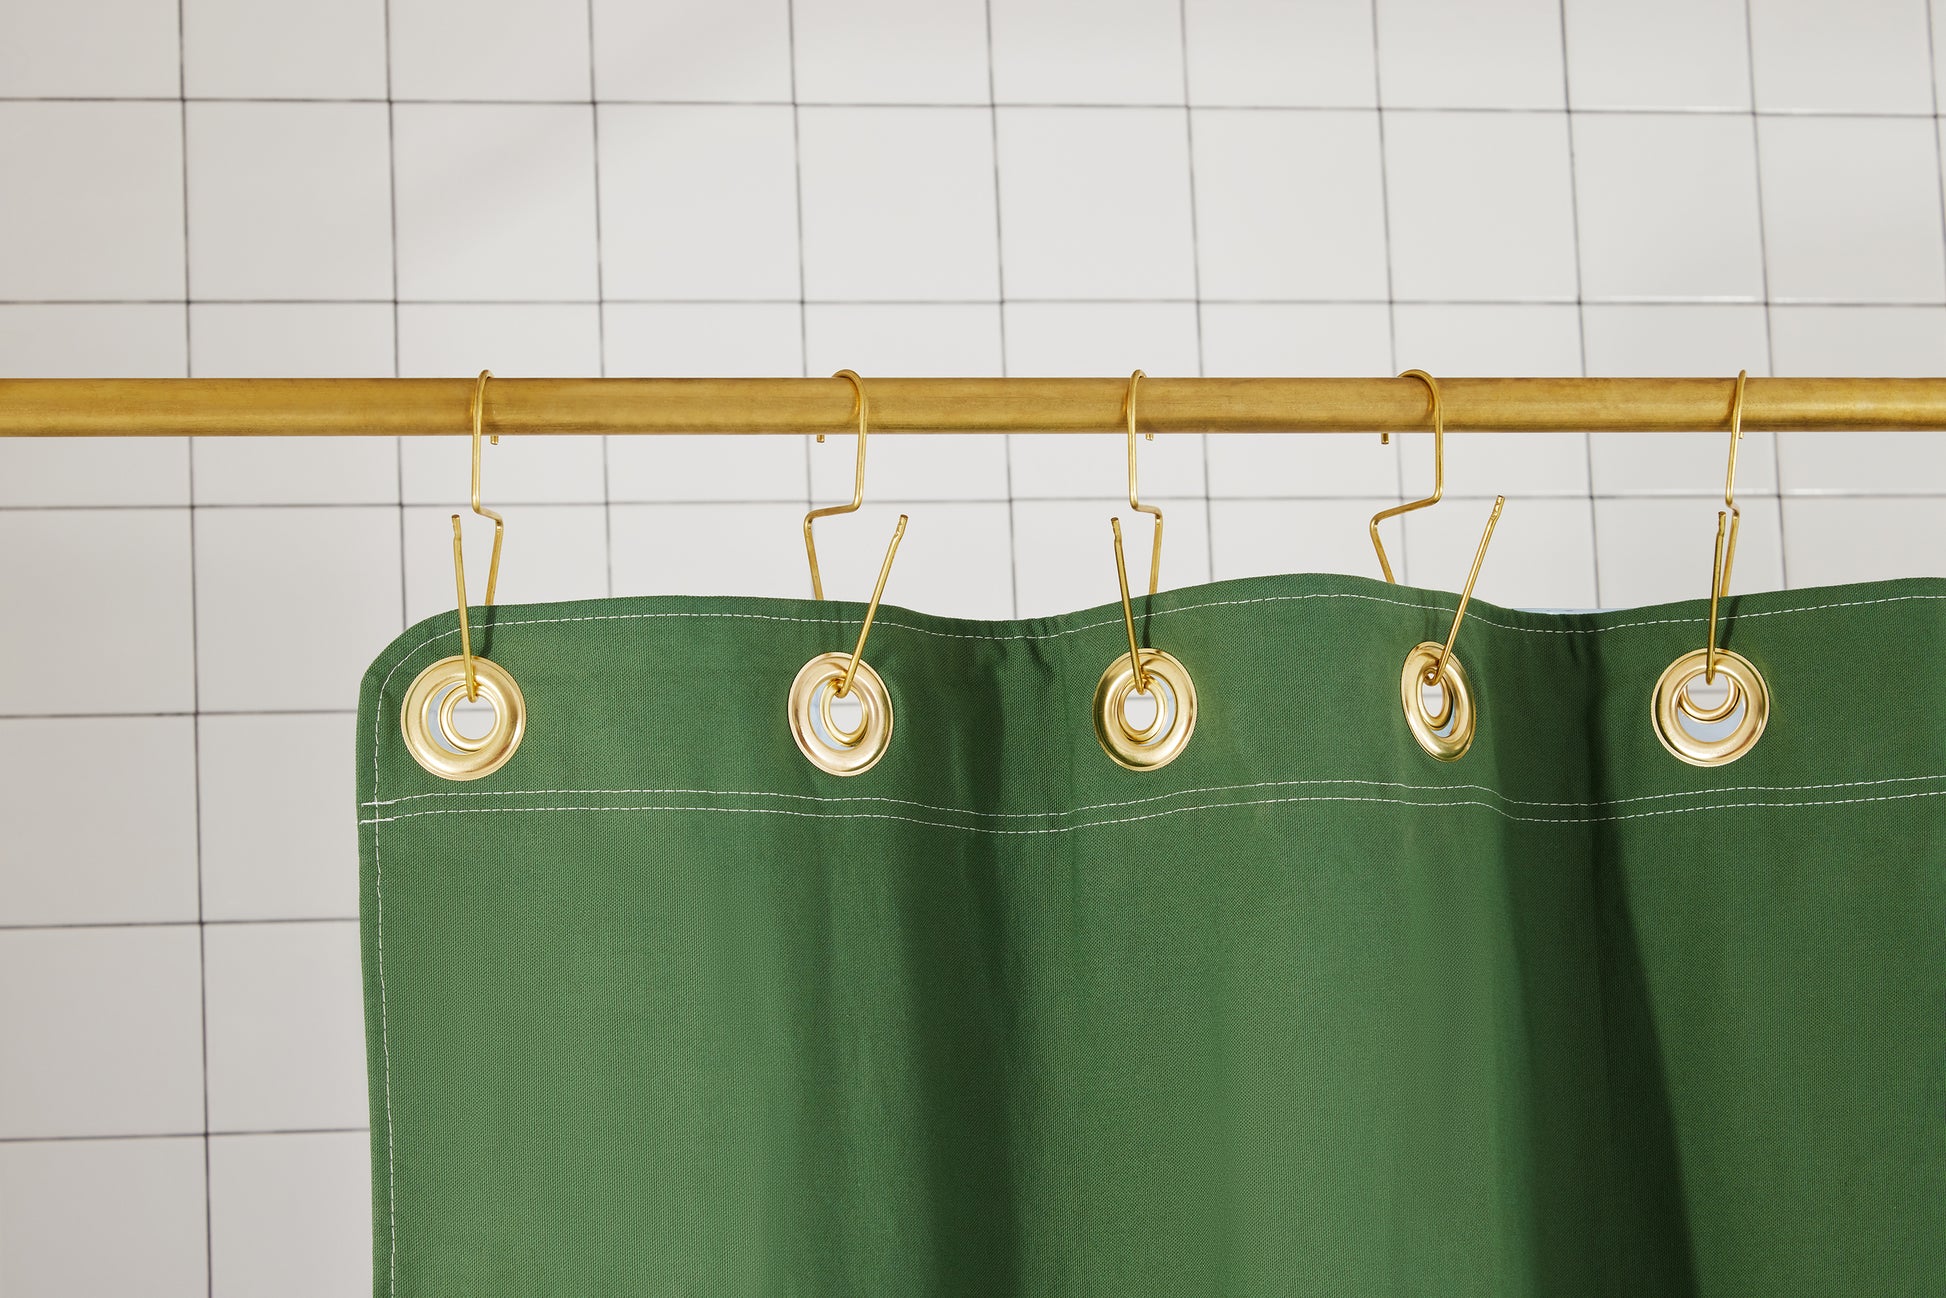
xmin=0 ymin=1138 xmax=207 ymax=1297
xmin=209 ymin=1133 xmax=370 ymax=1298
xmin=393 ymin=104 xmax=600 ymax=301
xmin=793 ymin=0 xmax=990 ymax=104
xmin=1376 ymin=0 xmax=1564 ymax=109
xmin=186 ymin=102 xmax=394 ymax=302
xmin=183 ymin=0 xmax=388 ymax=98
xmin=1191 ymin=109 xmax=1388 ymax=301
xmin=390 ymin=0 xmax=591 ymax=101
xmin=1210 ymin=497 xmax=1397 ymax=581
xmin=800 ymin=107 xmax=1001 ymax=301
xmin=1562 ymin=0 xmax=1752 ymax=110
xmin=0 ymin=928 xmax=204 ymax=1138
xmin=591 ymin=0 xmax=793 ymax=101
xmin=0 ymin=509 xmax=195 ymax=715
xmin=602 ymin=302 xmax=808 ymax=503
xmin=1011 ymin=497 xmax=1211 ymax=619
xmin=1383 ymin=111 xmax=1579 ymax=302
xmin=1200 ymin=302 xmax=1399 ymax=499
xmin=597 ymin=105 xmax=800 ymax=301
xmin=203 ymin=921 xmax=367 ymax=1133
xmin=200 ymin=714 xmax=361 ymax=923
xmin=1783 ymin=496 xmax=1946 ymax=585
xmin=189 ymin=303 xmax=399 ymax=506
xmin=1749 ymin=0 xmax=1934 ymax=113
xmin=610 ymin=502 xmax=813 ymax=598
xmin=1001 ymin=302 xmax=1205 ymax=499
xmin=403 ymin=503 xmax=611 ymax=623
xmin=990 ymin=0 xmax=1184 ymax=104
xmin=803 ymin=303 xmax=1008 ymax=501
xmin=0 ymin=304 xmax=189 ymax=507
xmin=0 ymin=103 xmax=185 ymax=301
xmin=396 ymin=303 xmax=608 ymax=504
xmin=1594 ymin=494 xmax=1785 ymax=608
xmin=0 ymin=0 xmax=181 ymax=96
xmin=1759 ymin=116 xmax=1946 ymax=304
xmin=1769 ymin=305 xmax=1946 ymax=494
xmin=193 ymin=507 xmax=403 ymax=713
xmin=1582 ymin=303 xmax=1778 ymax=496
xmin=1572 ymin=114 xmax=1765 ymax=303
xmin=1184 ymin=0 xmax=1376 ymax=107
xmin=1390 ymin=304 xmax=1591 ymax=497
xmin=801 ymin=501 xmax=1014 ymax=619
xmin=0 ymin=718 xmax=198 ymax=927
xmin=995 ymin=107 xmax=1196 ymax=299
xmin=1401 ymin=496 xmax=1598 ymax=610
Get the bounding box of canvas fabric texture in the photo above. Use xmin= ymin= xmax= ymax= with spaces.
xmin=357 ymin=571 xmax=1946 ymax=1296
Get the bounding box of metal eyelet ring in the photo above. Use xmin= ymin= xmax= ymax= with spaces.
xmin=790 ymin=651 xmax=893 ymax=776
xmin=1652 ymin=648 xmax=1769 ymax=767
xmin=1093 ymin=649 xmax=1197 ymax=771
xmin=400 ymin=654 xmax=525 ymax=781
xmin=1400 ymin=641 xmax=1477 ymax=762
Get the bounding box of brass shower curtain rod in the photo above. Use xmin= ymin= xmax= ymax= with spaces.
xmin=3 ymin=376 xmax=1945 ymax=437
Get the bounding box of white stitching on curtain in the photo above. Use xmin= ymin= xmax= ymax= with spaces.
xmin=359 ymin=771 xmax=1946 ymax=818
xmin=358 ymin=783 xmax=1946 ymax=833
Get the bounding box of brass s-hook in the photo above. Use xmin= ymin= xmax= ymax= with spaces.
xmin=804 ymin=369 xmax=870 ymax=601
xmin=1370 ymin=369 xmax=1445 ymax=584
xmin=453 ymin=369 xmax=505 ymax=700
xmin=1125 ymin=370 xmax=1163 ymax=598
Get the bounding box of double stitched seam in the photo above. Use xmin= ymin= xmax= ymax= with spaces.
xmin=366 ymin=584 xmax=1946 ymax=1292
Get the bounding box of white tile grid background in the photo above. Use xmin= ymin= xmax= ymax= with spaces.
xmin=4 ymin=0 xmax=1946 ymax=1293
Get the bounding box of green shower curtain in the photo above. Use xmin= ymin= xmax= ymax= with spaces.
xmin=356 ymin=571 xmax=1945 ymax=1296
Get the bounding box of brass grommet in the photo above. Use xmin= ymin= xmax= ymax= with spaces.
xmin=1652 ymin=648 xmax=1769 ymax=767
xmin=789 ymin=651 xmax=893 ymax=776
xmin=1093 ymin=649 xmax=1197 ymax=771
xmin=1401 ymin=641 xmax=1477 ymax=762
xmin=400 ymin=654 xmax=525 ymax=781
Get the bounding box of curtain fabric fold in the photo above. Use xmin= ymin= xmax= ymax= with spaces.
xmin=357 ymin=572 xmax=1946 ymax=1296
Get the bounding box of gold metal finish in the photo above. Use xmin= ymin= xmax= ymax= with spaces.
xmin=1652 ymin=649 xmax=1769 ymax=767
xmin=1654 ymin=371 xmax=1771 ymax=764
xmin=400 ymin=654 xmax=526 ymax=781
xmin=837 ymin=514 xmax=907 ymax=698
xmin=1124 ymin=370 xmax=1163 ymax=598
xmin=1400 ymin=641 xmax=1477 ymax=762
xmin=803 ymin=369 xmax=870 ymax=600
xmin=1098 ymin=517 xmax=1197 ymax=769
xmin=1370 ymin=369 xmax=1445 ymax=583
xmin=453 ymin=371 xmax=505 ymax=701
xmin=788 ymin=653 xmax=893 ymax=776
xmin=1093 ymin=648 xmax=1198 ymax=772
xmin=1428 ymin=496 xmax=1507 ymax=688
xmin=11 ymin=376 xmax=1946 ymax=437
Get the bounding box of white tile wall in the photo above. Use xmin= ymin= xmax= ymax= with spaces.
xmin=6 ymin=1 xmax=1946 ymax=1291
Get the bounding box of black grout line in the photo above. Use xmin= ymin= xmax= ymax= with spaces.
xmin=1176 ymin=0 xmax=1215 ymax=585
xmin=167 ymin=3 xmax=215 ymax=1287
xmin=9 ymin=94 xmax=1946 ymax=119
xmin=585 ymin=2 xmax=614 ymax=600
xmin=14 ymin=295 xmax=1946 ymax=308
xmin=982 ymin=0 xmax=1020 ymax=619
xmin=0 ymin=1126 xmax=370 ymax=1145
xmin=1556 ymin=0 xmax=1601 ymax=607
xmin=1368 ymin=0 xmax=1409 ymax=581
xmin=782 ymin=0 xmax=819 ymax=533
xmin=1742 ymin=0 xmax=1789 ymax=589
xmin=2 ymin=917 xmax=358 ymax=932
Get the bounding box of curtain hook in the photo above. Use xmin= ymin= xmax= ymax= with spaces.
xmin=1649 ymin=370 xmax=1769 ymax=765
xmin=804 ymin=369 xmax=869 ymax=600
xmin=1705 ymin=369 xmax=1748 ymax=684
xmin=1427 ymin=496 xmax=1505 ymax=689
xmin=453 ymin=369 xmax=505 ymax=702
xmin=1369 ymin=369 xmax=1446 ymax=584
xmin=1125 ymin=370 xmax=1163 ymax=598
